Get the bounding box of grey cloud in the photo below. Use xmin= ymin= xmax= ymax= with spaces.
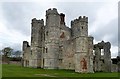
xmin=56 ymin=2 xmax=118 ymax=48
xmin=1 ymin=2 xmax=106 ymax=36
xmin=112 ymin=52 xmax=118 ymax=58
xmin=54 ymin=2 xmax=105 ymax=27
xmin=93 ymin=18 xmax=118 ymax=46
xmin=1 ymin=41 xmax=22 ymax=51
xmin=118 ymin=5 xmax=120 ymax=46
xmin=11 ymin=43 xmax=22 ymax=51
xmin=1 ymin=2 xmax=44 ymax=36
xmin=0 ymin=2 xmax=118 ymax=56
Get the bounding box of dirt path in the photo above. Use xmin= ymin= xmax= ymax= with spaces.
xmin=35 ymin=74 xmax=57 ymax=77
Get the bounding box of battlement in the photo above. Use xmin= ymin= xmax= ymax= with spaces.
xmin=71 ymin=16 xmax=88 ymax=26
xmin=46 ymin=8 xmax=59 ymax=15
xmin=32 ymin=18 xmax=44 ymax=24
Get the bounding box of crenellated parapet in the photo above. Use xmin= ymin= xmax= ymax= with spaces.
xmin=46 ymin=8 xmax=59 ymax=15
xmin=71 ymin=16 xmax=88 ymax=37
xmin=94 ymin=41 xmax=111 ymax=50
xmin=71 ymin=16 xmax=88 ymax=26
xmin=32 ymin=18 xmax=44 ymax=24
xmin=45 ymin=8 xmax=60 ymax=27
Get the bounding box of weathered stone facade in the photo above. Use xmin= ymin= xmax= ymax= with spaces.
xmin=22 ymin=8 xmax=112 ymax=73
xmin=93 ymin=41 xmax=111 ymax=72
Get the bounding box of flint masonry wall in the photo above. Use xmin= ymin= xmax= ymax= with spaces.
xmin=93 ymin=41 xmax=111 ymax=72
xmin=71 ymin=16 xmax=94 ymax=73
xmin=44 ymin=8 xmax=61 ymax=69
xmin=22 ymin=41 xmax=30 ymax=67
xmin=61 ymin=40 xmax=75 ymax=70
xmin=30 ymin=18 xmax=44 ymax=68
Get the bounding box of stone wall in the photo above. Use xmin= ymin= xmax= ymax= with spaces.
xmin=62 ymin=40 xmax=75 ymax=70
xmin=93 ymin=41 xmax=111 ymax=72
xmin=111 ymin=64 xmax=118 ymax=72
xmin=22 ymin=41 xmax=31 ymax=67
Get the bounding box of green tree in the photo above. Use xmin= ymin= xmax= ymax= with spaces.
xmin=2 ymin=47 xmax=13 ymax=64
xmin=2 ymin=47 xmax=13 ymax=57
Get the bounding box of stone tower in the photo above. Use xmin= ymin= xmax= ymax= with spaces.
xmin=30 ymin=18 xmax=44 ymax=68
xmin=44 ymin=8 xmax=61 ymax=69
xmin=71 ymin=16 xmax=94 ymax=73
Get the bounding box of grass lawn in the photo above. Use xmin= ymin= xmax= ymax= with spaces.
xmin=2 ymin=64 xmax=119 ymax=78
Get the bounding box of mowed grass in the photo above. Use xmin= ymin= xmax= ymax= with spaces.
xmin=2 ymin=64 xmax=119 ymax=77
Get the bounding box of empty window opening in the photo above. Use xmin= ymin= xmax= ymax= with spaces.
xmin=44 ymin=33 xmax=45 ymax=40
xmin=82 ymin=27 xmax=83 ymax=29
xmin=46 ymin=48 xmax=48 ymax=53
xmin=101 ymin=49 xmax=104 ymax=55
xmin=46 ymin=31 xmax=48 ymax=36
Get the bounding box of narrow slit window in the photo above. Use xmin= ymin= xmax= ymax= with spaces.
xmin=46 ymin=31 xmax=48 ymax=36
xmin=82 ymin=27 xmax=83 ymax=29
xmin=46 ymin=48 xmax=48 ymax=53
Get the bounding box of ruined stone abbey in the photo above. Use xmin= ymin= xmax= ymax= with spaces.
xmin=22 ymin=8 xmax=112 ymax=73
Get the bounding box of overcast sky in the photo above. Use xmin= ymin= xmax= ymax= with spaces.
xmin=0 ymin=0 xmax=119 ymax=58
